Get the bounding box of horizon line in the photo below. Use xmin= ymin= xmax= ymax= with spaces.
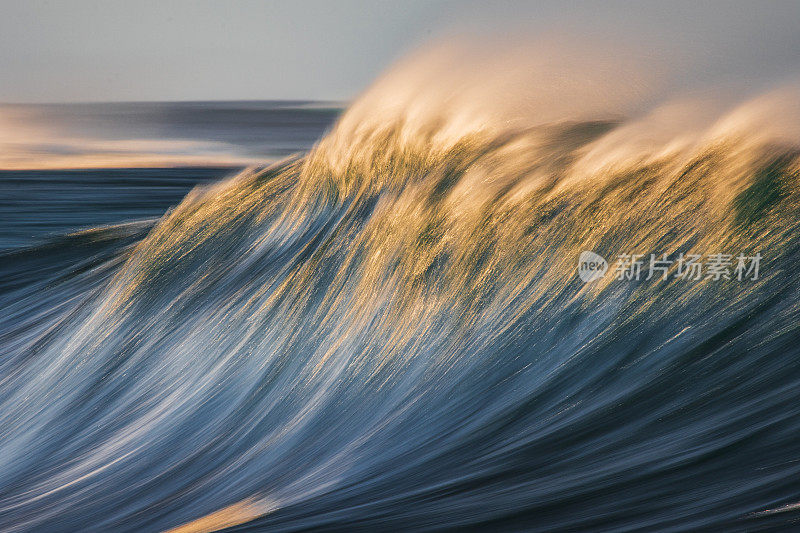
xmin=0 ymin=98 xmax=349 ymax=107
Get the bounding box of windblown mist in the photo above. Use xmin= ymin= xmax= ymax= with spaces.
xmin=2 ymin=36 xmax=800 ymax=533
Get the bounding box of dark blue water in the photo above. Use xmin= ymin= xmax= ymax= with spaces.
xmin=0 ymin=100 xmax=341 ymax=250
xmin=0 ymin=167 xmax=238 ymax=251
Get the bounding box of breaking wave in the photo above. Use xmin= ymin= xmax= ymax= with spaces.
xmin=1 ymin=41 xmax=800 ymax=532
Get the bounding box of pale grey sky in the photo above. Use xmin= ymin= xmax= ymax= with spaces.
xmin=1 ymin=0 xmax=799 ymax=103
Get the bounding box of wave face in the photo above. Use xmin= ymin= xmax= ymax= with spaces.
xmin=2 ymin=43 xmax=800 ymax=532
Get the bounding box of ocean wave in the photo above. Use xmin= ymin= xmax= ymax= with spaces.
xmin=1 ymin=42 xmax=800 ymax=532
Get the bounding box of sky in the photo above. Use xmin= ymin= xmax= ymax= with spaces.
xmin=1 ymin=0 xmax=799 ymax=103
